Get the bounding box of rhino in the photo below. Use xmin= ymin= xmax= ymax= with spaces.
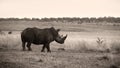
xmin=21 ymin=27 xmax=67 ymax=52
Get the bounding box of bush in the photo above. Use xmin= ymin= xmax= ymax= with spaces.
xmin=96 ymin=37 xmax=109 ymax=52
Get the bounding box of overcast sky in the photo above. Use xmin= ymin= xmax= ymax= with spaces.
xmin=0 ymin=0 xmax=120 ymax=18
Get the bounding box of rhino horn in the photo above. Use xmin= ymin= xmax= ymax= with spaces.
xmin=61 ymin=34 xmax=67 ymax=41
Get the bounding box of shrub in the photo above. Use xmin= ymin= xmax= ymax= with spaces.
xmin=95 ymin=37 xmax=110 ymax=52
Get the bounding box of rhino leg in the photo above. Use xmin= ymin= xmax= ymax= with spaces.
xmin=22 ymin=42 xmax=26 ymax=51
xmin=46 ymin=43 xmax=51 ymax=52
xmin=41 ymin=43 xmax=51 ymax=52
xmin=41 ymin=45 xmax=46 ymax=52
xmin=27 ymin=42 xmax=32 ymax=51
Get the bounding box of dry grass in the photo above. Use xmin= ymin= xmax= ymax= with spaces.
xmin=0 ymin=22 xmax=120 ymax=68
xmin=0 ymin=34 xmax=21 ymax=50
xmin=0 ymin=31 xmax=120 ymax=53
xmin=110 ymin=41 xmax=120 ymax=54
xmin=61 ymin=32 xmax=120 ymax=53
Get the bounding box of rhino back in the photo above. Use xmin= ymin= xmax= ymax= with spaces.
xmin=21 ymin=28 xmax=54 ymax=44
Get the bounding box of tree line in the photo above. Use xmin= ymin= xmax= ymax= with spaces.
xmin=0 ymin=17 xmax=120 ymax=23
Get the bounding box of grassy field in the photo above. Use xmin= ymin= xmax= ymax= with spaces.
xmin=0 ymin=21 xmax=120 ymax=68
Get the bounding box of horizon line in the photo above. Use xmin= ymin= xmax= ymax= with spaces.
xmin=0 ymin=16 xmax=120 ymax=19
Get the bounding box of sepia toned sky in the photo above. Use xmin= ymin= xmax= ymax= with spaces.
xmin=0 ymin=0 xmax=120 ymax=18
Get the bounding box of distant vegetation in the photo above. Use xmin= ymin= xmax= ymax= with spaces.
xmin=0 ymin=17 xmax=120 ymax=23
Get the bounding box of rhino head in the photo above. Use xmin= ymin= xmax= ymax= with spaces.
xmin=50 ymin=27 xmax=67 ymax=44
xmin=55 ymin=34 xmax=67 ymax=44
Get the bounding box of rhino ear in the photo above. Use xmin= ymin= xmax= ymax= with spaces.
xmin=56 ymin=29 xmax=60 ymax=32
